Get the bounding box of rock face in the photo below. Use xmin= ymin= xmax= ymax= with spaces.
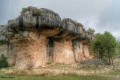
xmin=6 ymin=6 xmax=94 ymax=69
xmin=54 ymin=39 xmax=75 ymax=64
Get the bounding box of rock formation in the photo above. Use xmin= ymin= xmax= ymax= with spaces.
xmin=5 ymin=6 xmax=93 ymax=69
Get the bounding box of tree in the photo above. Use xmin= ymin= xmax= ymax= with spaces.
xmin=87 ymin=28 xmax=95 ymax=41
xmin=115 ymin=41 xmax=120 ymax=58
xmin=92 ymin=31 xmax=117 ymax=65
xmin=103 ymin=32 xmax=116 ymax=65
xmin=87 ymin=28 xmax=95 ymax=35
xmin=92 ymin=33 xmax=104 ymax=61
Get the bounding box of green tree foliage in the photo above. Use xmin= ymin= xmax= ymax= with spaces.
xmin=21 ymin=8 xmax=27 ymax=13
xmin=92 ymin=31 xmax=117 ymax=65
xmin=0 ymin=54 xmax=8 ymax=68
xmin=87 ymin=28 xmax=95 ymax=35
xmin=92 ymin=33 xmax=103 ymax=60
xmin=115 ymin=41 xmax=120 ymax=57
xmin=87 ymin=28 xmax=95 ymax=41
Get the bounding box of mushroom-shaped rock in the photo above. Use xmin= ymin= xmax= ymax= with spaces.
xmin=6 ymin=6 xmax=93 ymax=69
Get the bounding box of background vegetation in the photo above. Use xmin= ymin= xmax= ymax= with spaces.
xmin=0 ymin=54 xmax=8 ymax=68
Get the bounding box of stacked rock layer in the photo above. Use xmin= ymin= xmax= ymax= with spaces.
xmin=6 ymin=6 xmax=93 ymax=69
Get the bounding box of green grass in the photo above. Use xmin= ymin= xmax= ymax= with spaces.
xmin=0 ymin=75 xmax=114 ymax=80
xmin=0 ymin=71 xmax=116 ymax=80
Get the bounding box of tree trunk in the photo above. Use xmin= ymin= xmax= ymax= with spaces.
xmin=108 ymin=49 xmax=111 ymax=65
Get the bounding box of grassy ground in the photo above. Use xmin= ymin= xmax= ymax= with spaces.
xmin=0 ymin=69 xmax=119 ymax=80
xmin=0 ymin=59 xmax=120 ymax=80
xmin=0 ymin=74 xmax=115 ymax=80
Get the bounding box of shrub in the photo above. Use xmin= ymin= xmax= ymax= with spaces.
xmin=0 ymin=40 xmax=9 ymax=45
xmin=21 ymin=8 xmax=27 ymax=13
xmin=21 ymin=7 xmax=42 ymax=16
xmin=0 ymin=54 xmax=8 ymax=68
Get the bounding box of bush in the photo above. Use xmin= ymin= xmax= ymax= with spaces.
xmin=0 ymin=40 xmax=9 ymax=45
xmin=0 ymin=54 xmax=8 ymax=68
xmin=21 ymin=8 xmax=27 ymax=13
xmin=21 ymin=7 xmax=42 ymax=16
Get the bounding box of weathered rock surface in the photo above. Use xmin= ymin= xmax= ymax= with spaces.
xmin=54 ymin=39 xmax=75 ymax=64
xmin=5 ymin=6 xmax=94 ymax=69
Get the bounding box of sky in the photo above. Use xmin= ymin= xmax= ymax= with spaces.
xmin=0 ymin=0 xmax=120 ymax=40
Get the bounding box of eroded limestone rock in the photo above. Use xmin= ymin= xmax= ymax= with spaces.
xmin=54 ymin=39 xmax=75 ymax=64
xmin=5 ymin=6 xmax=94 ymax=69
